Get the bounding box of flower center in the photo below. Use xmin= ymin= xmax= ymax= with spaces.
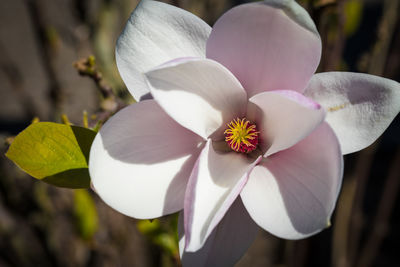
xmin=224 ymin=118 xmax=259 ymax=153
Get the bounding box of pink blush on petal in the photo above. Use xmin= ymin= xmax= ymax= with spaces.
xmin=272 ymin=90 xmax=321 ymax=110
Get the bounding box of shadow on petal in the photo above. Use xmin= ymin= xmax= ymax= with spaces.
xmin=241 ymin=123 xmax=342 ymax=239
xmin=163 ymin=143 xmax=204 ymax=215
xmin=268 ymin=123 xmax=342 ymax=236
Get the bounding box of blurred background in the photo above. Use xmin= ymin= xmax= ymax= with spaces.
xmin=0 ymin=0 xmax=399 ymax=266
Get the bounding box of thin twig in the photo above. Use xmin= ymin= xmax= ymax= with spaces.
xmin=346 ymin=143 xmax=379 ymax=267
xmin=73 ymin=55 xmax=126 ymax=128
xmin=356 ymin=148 xmax=400 ymax=267
xmin=347 ymin=1 xmax=399 ymax=265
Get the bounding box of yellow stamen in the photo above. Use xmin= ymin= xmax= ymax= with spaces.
xmin=224 ymin=118 xmax=259 ymax=153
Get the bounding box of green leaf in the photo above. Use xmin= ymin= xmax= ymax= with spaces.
xmin=6 ymin=122 xmax=96 ymax=188
xmin=137 ymin=216 xmax=179 ymax=258
xmin=154 ymin=233 xmax=179 ymax=257
xmin=74 ymin=189 xmax=99 ymax=239
xmin=137 ymin=219 xmax=162 ymax=235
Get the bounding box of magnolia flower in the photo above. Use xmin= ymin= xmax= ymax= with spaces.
xmin=89 ymin=0 xmax=400 ymax=266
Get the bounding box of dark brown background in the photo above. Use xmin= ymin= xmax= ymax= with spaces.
xmin=0 ymin=0 xmax=399 ymax=266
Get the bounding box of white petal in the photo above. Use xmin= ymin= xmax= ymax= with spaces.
xmin=206 ymin=0 xmax=321 ymax=97
xmin=241 ymin=123 xmax=343 ymax=239
xmin=247 ymin=90 xmax=325 ymax=156
xmin=116 ymin=0 xmax=211 ymax=101
xmin=184 ymin=140 xmax=260 ymax=251
xmin=89 ymin=100 xmax=203 ymax=219
xmin=179 ymin=198 xmax=259 ymax=267
xmin=305 ymin=72 xmax=400 ymax=154
xmin=145 ymin=58 xmax=247 ymax=140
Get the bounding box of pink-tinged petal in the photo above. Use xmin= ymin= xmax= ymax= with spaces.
xmin=184 ymin=140 xmax=261 ymax=251
xmin=240 ymin=123 xmax=343 ymax=239
xmin=206 ymin=0 xmax=321 ymax=97
xmin=179 ymin=198 xmax=259 ymax=267
xmin=247 ymin=90 xmax=325 ymax=156
xmin=116 ymin=0 xmax=211 ymax=101
xmin=305 ymin=72 xmax=400 ymax=154
xmin=89 ymin=100 xmax=203 ymax=219
xmin=145 ymin=58 xmax=247 ymax=140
